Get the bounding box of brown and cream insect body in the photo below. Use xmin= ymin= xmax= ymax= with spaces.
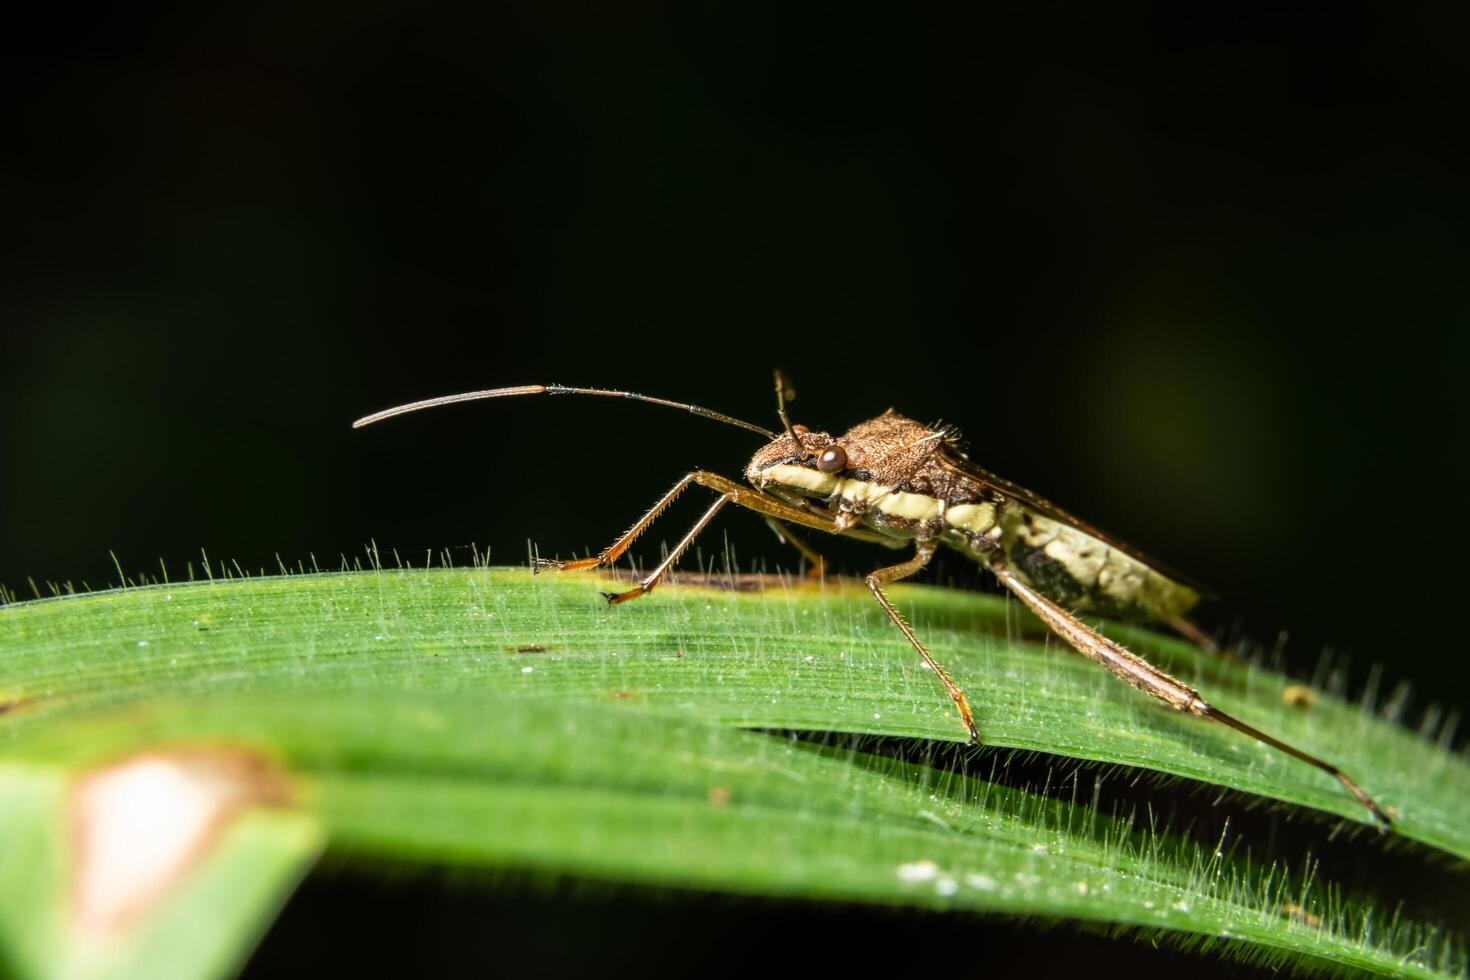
xmin=746 ymin=410 xmax=1200 ymax=625
xmin=354 ymin=380 xmax=1391 ymax=829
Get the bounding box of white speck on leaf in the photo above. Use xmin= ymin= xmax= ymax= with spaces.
xmin=965 ymin=873 xmax=997 ymax=891
xmin=522 ymin=666 xmax=534 ymax=674
xmin=896 ymin=860 xmax=940 ymax=883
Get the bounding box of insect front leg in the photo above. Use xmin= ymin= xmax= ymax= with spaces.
xmin=599 ymin=471 xmax=853 ymax=605
xmin=762 ymin=487 xmax=906 ymax=551
xmin=603 ymin=492 xmax=734 ymax=605
xmin=989 ymin=562 xmax=1391 ymax=829
xmin=864 ymin=542 xmax=980 ymax=744
xmin=534 ymin=473 xmax=698 ymax=573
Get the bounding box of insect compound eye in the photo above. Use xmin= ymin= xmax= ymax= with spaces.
xmin=816 ymin=446 xmax=847 ymax=473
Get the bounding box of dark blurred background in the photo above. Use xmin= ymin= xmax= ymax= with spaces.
xmin=3 ymin=4 xmax=1467 ymax=972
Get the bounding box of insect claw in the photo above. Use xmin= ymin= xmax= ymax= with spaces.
xmin=1363 ymin=797 xmax=1394 ymax=832
xmin=603 ymin=586 xmax=649 ymax=606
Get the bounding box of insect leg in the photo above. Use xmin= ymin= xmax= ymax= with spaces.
xmin=604 ymin=494 xmax=734 ymax=605
xmin=1167 ymin=616 xmax=1223 ymax=656
xmin=763 ymin=517 xmax=827 ymax=579
xmin=592 ymin=471 xmax=903 ymax=601
xmin=763 ymin=488 xmax=906 ymax=550
xmin=542 ymin=471 xmax=854 ymax=579
xmin=990 ymin=564 xmax=1391 ymax=829
xmin=599 ymin=471 xmax=850 ymax=604
xmin=865 ymin=542 xmax=980 ymax=743
xmin=535 ymin=473 xmax=697 ymax=572
xmin=688 ymin=471 xmax=853 ymax=532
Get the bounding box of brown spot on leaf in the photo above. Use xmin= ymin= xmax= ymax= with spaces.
xmin=70 ymin=746 xmax=292 ymax=934
xmin=707 ymin=786 xmax=732 ymax=806
xmin=505 ymin=644 xmax=551 ymax=654
xmin=1282 ymin=685 xmax=1315 ymax=710
xmin=609 ymin=689 xmax=642 ymax=701
xmin=1279 ymin=903 xmax=1322 ymax=928
xmin=0 ymin=696 xmax=36 ymax=717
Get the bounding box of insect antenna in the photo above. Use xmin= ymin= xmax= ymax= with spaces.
xmin=352 ymin=384 xmax=778 ymax=438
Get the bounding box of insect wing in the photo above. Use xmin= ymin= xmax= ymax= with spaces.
xmin=934 ymin=447 xmax=1213 ymax=597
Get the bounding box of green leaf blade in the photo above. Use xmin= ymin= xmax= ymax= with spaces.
xmin=0 ymin=568 xmax=1465 ymax=978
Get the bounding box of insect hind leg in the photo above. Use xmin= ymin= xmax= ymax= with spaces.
xmin=990 ymin=562 xmax=1391 ymax=830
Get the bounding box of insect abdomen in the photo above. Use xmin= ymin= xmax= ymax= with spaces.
xmin=823 ymin=470 xmax=1196 ymax=623
xmin=943 ymin=501 xmax=1197 ymax=623
xmin=1001 ymin=505 xmax=1197 ymax=622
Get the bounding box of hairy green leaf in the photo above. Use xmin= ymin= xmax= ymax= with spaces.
xmin=0 ymin=568 xmax=1465 ymax=979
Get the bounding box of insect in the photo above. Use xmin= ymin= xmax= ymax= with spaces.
xmin=354 ymin=377 xmax=1390 ymax=829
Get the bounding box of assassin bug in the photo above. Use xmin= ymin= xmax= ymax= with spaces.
xmin=353 ymin=377 xmax=1390 ymax=829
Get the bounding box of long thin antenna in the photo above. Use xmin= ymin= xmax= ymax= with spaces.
xmin=352 ymin=384 xmax=778 ymax=439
